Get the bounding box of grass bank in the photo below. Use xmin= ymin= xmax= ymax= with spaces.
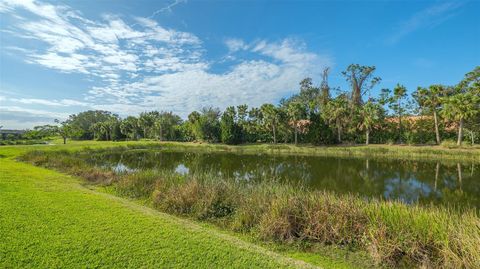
xmin=3 ymin=138 xmax=479 ymax=162
xmin=155 ymin=142 xmax=480 ymax=162
xmin=0 ymin=147 xmax=341 ymax=268
xmin=19 ymin=145 xmax=480 ymax=268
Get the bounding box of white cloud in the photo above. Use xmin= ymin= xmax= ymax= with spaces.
xmin=1 ymin=106 xmax=70 ymax=119
xmin=225 ymin=38 xmax=248 ymax=52
xmin=387 ymin=2 xmax=464 ymax=44
xmin=0 ymin=0 xmax=333 ymax=127
xmin=10 ymin=98 xmax=90 ymax=107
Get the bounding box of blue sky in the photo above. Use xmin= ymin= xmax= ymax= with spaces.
xmin=0 ymin=0 xmax=479 ymax=129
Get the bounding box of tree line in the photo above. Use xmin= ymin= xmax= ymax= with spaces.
xmin=26 ymin=65 xmax=480 ymax=146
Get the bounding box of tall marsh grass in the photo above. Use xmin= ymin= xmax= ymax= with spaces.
xmin=20 ymin=149 xmax=480 ymax=268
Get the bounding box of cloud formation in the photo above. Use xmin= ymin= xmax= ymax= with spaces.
xmin=387 ymin=1 xmax=464 ymax=44
xmin=0 ymin=0 xmax=332 ymax=128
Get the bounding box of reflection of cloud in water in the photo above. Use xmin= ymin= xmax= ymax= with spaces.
xmin=233 ymin=171 xmax=254 ymax=181
xmin=175 ymin=164 xmax=189 ymax=175
xmin=85 ymin=149 xmax=479 ymax=208
xmin=112 ymin=163 xmax=136 ymax=173
xmin=384 ymin=176 xmax=436 ymax=204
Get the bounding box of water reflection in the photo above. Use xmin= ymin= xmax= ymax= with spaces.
xmin=85 ymin=150 xmax=480 ymax=208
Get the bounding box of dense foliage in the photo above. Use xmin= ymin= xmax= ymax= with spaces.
xmin=13 ymin=65 xmax=479 ymax=146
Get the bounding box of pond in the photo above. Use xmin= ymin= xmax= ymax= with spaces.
xmin=85 ymin=149 xmax=480 ymax=208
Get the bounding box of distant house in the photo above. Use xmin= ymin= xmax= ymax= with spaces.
xmin=384 ymin=115 xmax=457 ymax=132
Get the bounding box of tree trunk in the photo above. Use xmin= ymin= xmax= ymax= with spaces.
xmin=352 ymin=75 xmax=361 ymax=106
xmin=457 ymin=118 xmax=464 ymax=146
xmin=63 ymin=136 xmax=66 ymax=144
xmin=366 ymin=129 xmax=370 ymax=145
xmin=337 ymin=126 xmax=342 ymax=143
xmin=273 ymin=125 xmax=277 ymax=144
xmin=294 ymin=124 xmax=298 ymax=146
xmin=433 ymin=110 xmax=441 ymax=145
xmin=398 ymin=100 xmax=403 ymax=144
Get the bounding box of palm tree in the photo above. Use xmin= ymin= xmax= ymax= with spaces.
xmin=120 ymin=116 xmax=138 ymax=140
xmin=287 ymin=102 xmax=305 ymax=145
xmin=441 ymin=90 xmax=480 ymax=146
xmin=413 ymin=85 xmax=448 ymax=144
xmin=359 ymin=99 xmax=382 ymax=145
xmin=322 ymin=94 xmax=349 ymax=143
xmin=138 ymin=112 xmax=158 ymax=139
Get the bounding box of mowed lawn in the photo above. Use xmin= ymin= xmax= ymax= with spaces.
xmin=0 ymin=147 xmax=316 ymax=268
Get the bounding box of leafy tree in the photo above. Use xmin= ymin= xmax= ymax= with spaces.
xmin=67 ymin=110 xmax=117 ymax=140
xmin=260 ymin=103 xmax=280 ymax=143
xmin=322 ymin=94 xmax=350 ymax=143
xmin=54 ymin=119 xmax=80 ymax=144
xmin=413 ymin=85 xmax=449 ymax=144
xmin=25 ymin=125 xmax=58 ymax=140
xmin=188 ymin=108 xmax=221 ymax=142
xmin=236 ymin=104 xmax=249 ymax=142
xmin=220 ymin=106 xmax=240 ymax=144
xmin=382 ymin=84 xmax=409 ymax=143
xmin=245 ymin=107 xmax=264 ymax=142
xmin=342 ymin=64 xmax=381 ymax=107
xmin=138 ymin=111 xmax=159 ymax=139
xmin=358 ymin=99 xmax=383 ymax=145
xmin=320 ymin=67 xmax=330 ymax=106
xmin=295 ymin=78 xmax=321 ymax=116
xmin=90 ymin=122 xmax=104 ymax=140
xmin=287 ymin=102 xmax=305 ymax=145
xmin=104 ymin=117 xmax=120 ymax=141
xmin=153 ymin=112 xmax=182 ymax=141
xmin=120 ymin=116 xmax=139 ymax=140
xmin=441 ymin=68 xmax=480 ymax=146
xmin=441 ymin=92 xmax=479 ymax=146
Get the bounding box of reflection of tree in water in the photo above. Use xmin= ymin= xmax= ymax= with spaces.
xmin=83 ymin=149 xmax=480 ymax=208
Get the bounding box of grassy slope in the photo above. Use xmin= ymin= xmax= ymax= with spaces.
xmin=0 ymin=152 xmax=321 ymax=268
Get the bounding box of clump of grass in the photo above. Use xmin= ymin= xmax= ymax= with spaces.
xmin=20 ymin=148 xmax=480 ymax=268
xmin=251 ymin=189 xmax=367 ymax=245
xmin=116 ymin=170 xmax=159 ymax=198
xmin=441 ymin=139 xmax=459 ymax=149
xmin=153 ymin=174 xmax=240 ymax=220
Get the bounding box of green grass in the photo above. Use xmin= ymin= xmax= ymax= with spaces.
xmin=16 ymin=143 xmax=480 ymax=268
xmin=0 ymin=143 xmax=369 ymax=269
xmin=0 ymin=154 xmax=317 ymax=268
xmin=38 ymin=138 xmax=480 ymax=162
xmin=2 ymin=140 xmax=479 ymax=268
xmin=2 ymin=138 xmax=479 ymax=162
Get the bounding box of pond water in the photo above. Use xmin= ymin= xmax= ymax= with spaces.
xmin=86 ymin=150 xmax=480 ymax=208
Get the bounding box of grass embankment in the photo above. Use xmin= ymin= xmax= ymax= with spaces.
xmin=19 ymin=145 xmax=480 ymax=268
xmin=0 ymin=146 xmax=335 ymax=268
xmin=155 ymin=142 xmax=480 ymax=162
xmin=29 ymin=138 xmax=480 ymax=162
